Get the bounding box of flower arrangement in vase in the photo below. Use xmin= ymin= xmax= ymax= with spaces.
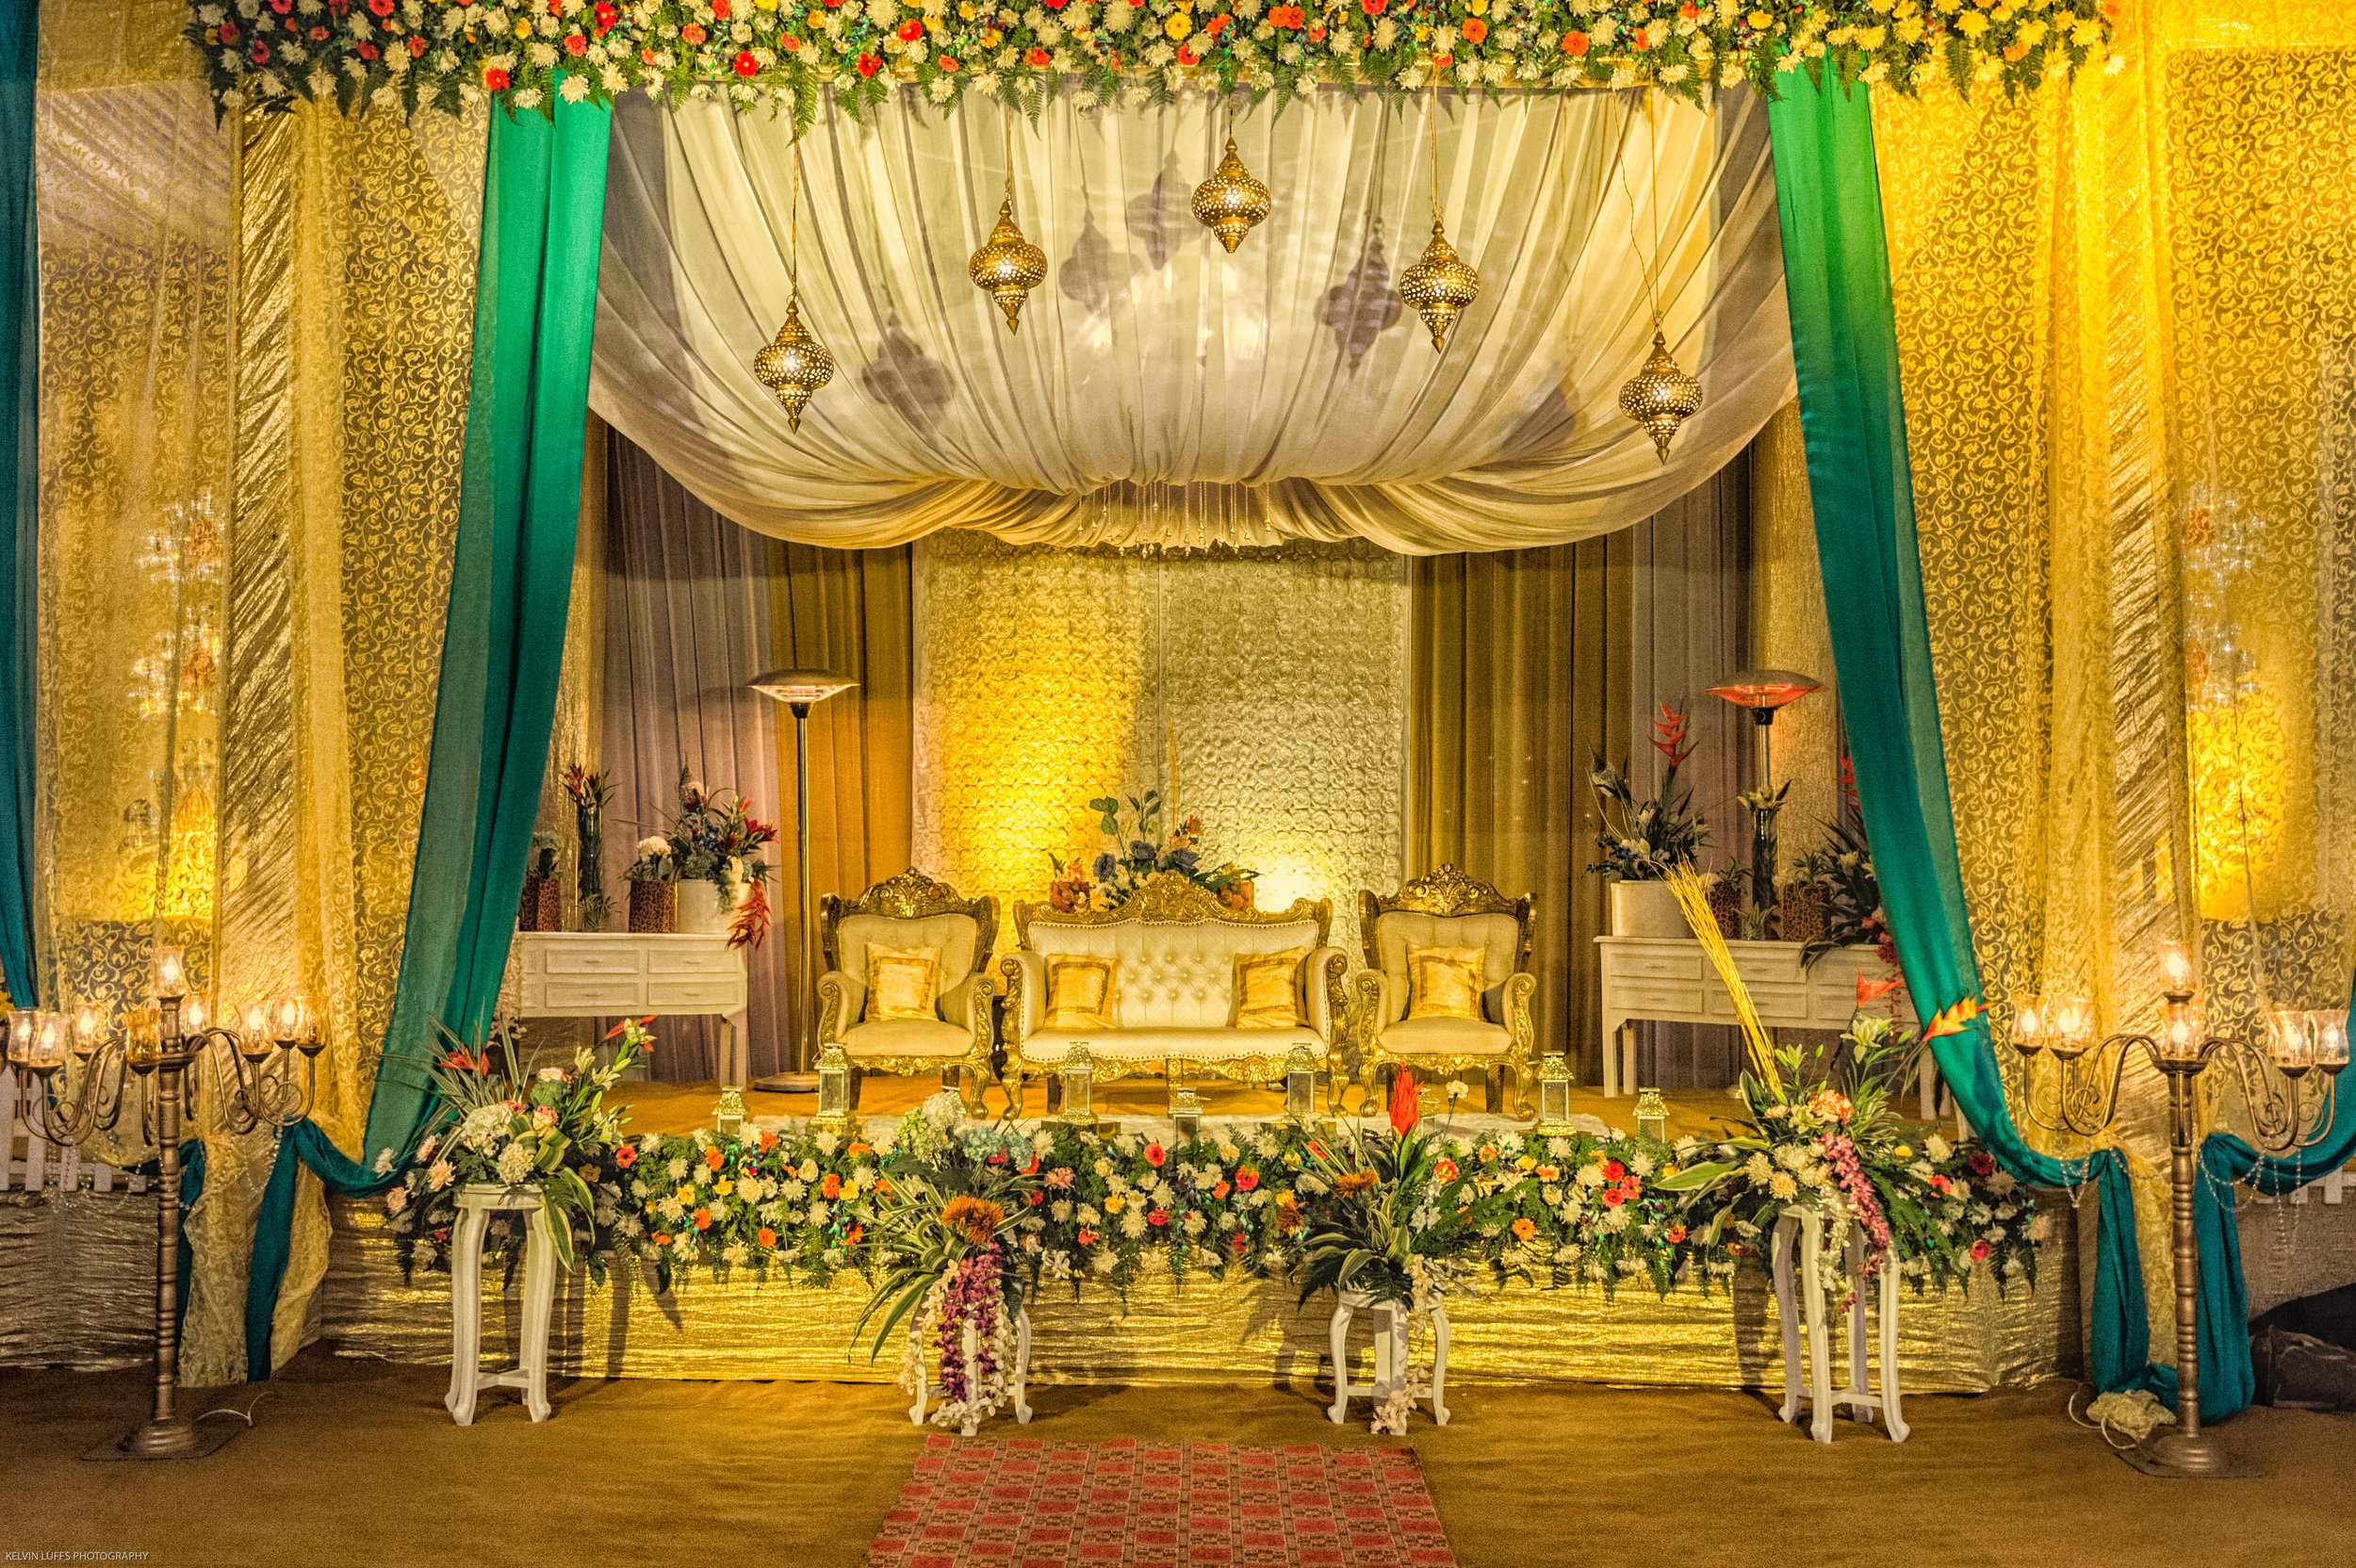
xmin=663 ymin=768 xmax=778 ymax=948
xmin=1792 ymin=817 xmax=1895 ymax=972
xmin=1043 ymin=790 xmax=1256 ymax=914
xmin=858 ymin=1094 xmax=1043 ymax=1431
xmin=624 ymin=836 xmax=678 ymax=934
xmin=518 ymin=831 xmax=563 ymax=933
xmin=1588 ymin=701 xmax=1708 ymax=881
xmin=561 ymin=762 xmax=614 ymax=932
xmin=382 ymin=1019 xmax=646 ymax=1276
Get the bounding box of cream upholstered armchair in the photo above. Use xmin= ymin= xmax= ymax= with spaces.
xmin=816 ymin=869 xmax=1000 ymax=1111
xmin=1355 ymin=866 xmax=1539 ymax=1115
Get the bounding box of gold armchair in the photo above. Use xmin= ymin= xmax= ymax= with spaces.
xmin=1354 ymin=865 xmax=1539 ymax=1116
xmin=816 ymin=868 xmax=1000 ymax=1111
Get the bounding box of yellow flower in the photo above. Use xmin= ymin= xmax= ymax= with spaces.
xmin=939 ymin=1194 xmax=1006 ymax=1248
xmin=1103 ymin=1192 xmax=1125 ymax=1212
xmin=757 ymin=0 xmax=781 ymax=8
xmin=1747 ymin=8 xmax=1774 ymax=26
xmin=980 ymin=25 xmax=1002 ymax=44
xmin=1515 ymin=1153 xmax=1536 ymax=1172
xmin=676 ymin=1184 xmax=695 ymax=1204
xmin=1955 ymin=10 xmax=1988 ymax=37
xmin=1165 ymin=10 xmax=1193 ymax=40
xmin=1893 ymin=1144 xmax=1913 ymax=1160
xmin=958 ymin=2 xmax=974 ymax=16
xmin=1464 ymin=0 xmax=1488 ymax=13
xmin=513 ymin=17 xmax=532 ymax=38
xmin=714 ymin=1177 xmax=733 ymax=1196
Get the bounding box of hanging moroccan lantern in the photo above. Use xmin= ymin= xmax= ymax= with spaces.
xmin=1618 ymin=329 xmax=1705 ymax=463
xmin=1399 ymin=220 xmax=1480 ymax=352
xmin=1191 ymin=137 xmax=1271 ymax=253
xmin=969 ymin=197 xmax=1048 ymax=333
xmin=752 ymin=298 xmax=835 ymax=433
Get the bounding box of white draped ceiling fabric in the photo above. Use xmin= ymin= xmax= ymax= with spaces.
xmin=591 ymin=86 xmax=1793 ymax=552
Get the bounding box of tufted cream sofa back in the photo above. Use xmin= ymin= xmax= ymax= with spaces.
xmin=1027 ymin=918 xmax=1322 ymax=1029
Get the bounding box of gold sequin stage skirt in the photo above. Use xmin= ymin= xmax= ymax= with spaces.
xmin=321 ymin=1199 xmax=2083 ymax=1391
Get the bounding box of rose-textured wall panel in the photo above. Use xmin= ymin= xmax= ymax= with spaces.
xmin=913 ymin=531 xmax=1408 ymax=956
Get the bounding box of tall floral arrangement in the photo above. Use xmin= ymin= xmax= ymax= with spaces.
xmin=1792 ymin=816 xmax=1893 ymax=971
xmin=1044 ymin=790 xmax=1255 ymax=913
xmin=663 ymin=767 xmax=779 ymax=948
xmin=858 ymin=1095 xmax=1043 ymax=1430
xmin=381 ymin=1019 xmax=645 ymax=1275
xmin=1588 ymin=701 xmax=1706 ymax=882
xmin=561 ymin=761 xmax=615 ymax=932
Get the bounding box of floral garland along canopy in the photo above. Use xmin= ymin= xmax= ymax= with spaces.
xmin=192 ymin=0 xmax=2113 ymax=122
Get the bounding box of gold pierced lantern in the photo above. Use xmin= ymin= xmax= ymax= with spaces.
xmin=969 ymin=198 xmax=1048 ymax=333
xmin=1399 ymin=220 xmax=1480 ymax=352
xmin=751 ymin=298 xmax=836 ymax=433
xmin=1191 ymin=137 xmax=1271 ymax=253
xmin=1618 ymin=329 xmax=1705 ymax=463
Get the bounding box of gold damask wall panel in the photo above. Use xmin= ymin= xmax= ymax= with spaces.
xmin=911 ymin=531 xmax=1409 ymax=955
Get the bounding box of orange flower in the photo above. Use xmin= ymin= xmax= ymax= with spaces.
xmin=940 ymin=1195 xmax=1006 ymax=1248
xmin=692 ymin=1207 xmax=712 ymax=1230
xmin=1274 ymin=1193 xmax=1304 ymax=1234
xmin=1511 ymin=1217 xmax=1536 ymax=1241
xmin=821 ymin=1172 xmax=843 ymax=1200
xmin=757 ymin=1226 xmax=777 ymax=1248
xmin=1462 ymin=17 xmax=1485 ymax=42
xmin=1924 ymin=996 xmax=1988 ymax=1040
xmin=1334 ymin=1169 xmax=1380 ymax=1196
xmin=705 ymin=1146 xmax=726 ymax=1170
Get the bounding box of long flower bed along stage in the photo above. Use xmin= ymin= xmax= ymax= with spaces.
xmin=337 ymin=1000 xmax=2073 ymax=1398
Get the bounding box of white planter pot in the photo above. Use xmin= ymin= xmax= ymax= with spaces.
xmin=1609 ymin=879 xmax=1692 ymax=939
xmin=677 ymin=877 xmax=730 ymax=936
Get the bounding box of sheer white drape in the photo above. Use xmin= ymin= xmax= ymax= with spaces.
xmin=591 ymin=85 xmax=1792 ymax=552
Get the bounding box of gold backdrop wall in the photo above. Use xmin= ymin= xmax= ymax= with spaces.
xmin=911 ymin=531 xmax=1410 ymax=961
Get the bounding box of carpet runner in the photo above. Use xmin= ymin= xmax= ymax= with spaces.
xmin=863 ymin=1434 xmax=1457 ymax=1567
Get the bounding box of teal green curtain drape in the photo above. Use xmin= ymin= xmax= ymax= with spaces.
xmin=241 ymin=99 xmax=614 ymax=1378
xmin=0 ymin=5 xmax=37 ymax=1009
xmin=1765 ymin=73 xmax=2150 ymax=1393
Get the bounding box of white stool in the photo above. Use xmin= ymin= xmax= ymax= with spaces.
xmin=1770 ymin=1206 xmax=1907 ymax=1444
xmin=1326 ymin=1289 xmax=1450 ymax=1427
xmin=908 ymin=1306 xmax=1033 ymax=1436
xmin=445 ymin=1184 xmax=558 ymax=1426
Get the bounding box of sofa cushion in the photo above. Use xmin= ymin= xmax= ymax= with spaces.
xmin=1027 ymin=918 xmax=1321 ymax=1030
xmin=839 ymin=912 xmax=979 ymax=1021
xmin=1018 ymin=1025 xmax=1324 ymax=1066
xmin=863 ymin=944 xmax=941 ymax=1022
xmin=842 ymin=1016 xmax=972 ymax=1061
xmin=1376 ymin=1015 xmax=1513 ymax=1056
xmin=1373 ymin=911 xmax=1521 ymax=1024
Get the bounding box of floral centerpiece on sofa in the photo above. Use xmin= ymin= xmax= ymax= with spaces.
xmin=382 ymin=1020 xmax=645 ymax=1278
xmin=1044 ymin=790 xmax=1255 ymax=913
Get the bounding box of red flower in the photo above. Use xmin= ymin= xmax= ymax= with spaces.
xmin=1461 ymin=17 xmax=1485 ymax=41
xmin=483 ymin=65 xmax=509 ymax=89
xmin=1022 ymin=1153 xmax=1040 ymax=1176
xmin=1667 ymin=1223 xmax=1687 ymax=1244
xmin=1144 ymin=1143 xmax=1167 ymax=1168
xmin=1175 ymin=43 xmax=1197 ymax=64
xmin=681 ymin=22 xmax=707 ymax=42
xmin=1078 ymin=1228 xmax=1098 ymax=1246
xmin=1431 ymin=52 xmax=1451 ymax=66
xmin=595 ymin=1 xmax=618 ymax=32
xmin=732 ymin=49 xmax=759 ymax=74
xmin=309 ymin=24 xmax=330 ymax=40
xmin=934 ymin=51 xmax=956 ymax=67
xmin=1230 ymin=1233 xmax=1250 ymax=1252
xmin=760 ymin=1131 xmax=777 ymax=1152
xmin=252 ymin=41 xmax=273 ymax=62
xmin=1235 ymin=1168 xmax=1259 ymax=1191
xmin=1434 ymin=1158 xmax=1457 ymax=1182
xmin=641 ymin=46 xmax=661 ymax=62
xmin=1025 ymin=1190 xmax=1044 ymax=1206
xmin=714 ymin=0 xmax=732 ymax=14
xmin=1856 ymin=974 xmax=1903 ymax=1006
xmin=782 ymin=34 xmax=804 ymax=50
xmin=408 ymin=34 xmax=428 ymax=56
xmin=1968 ymin=1151 xmax=1996 ymax=1178
xmin=1629 ymin=23 xmax=1653 ymax=49
xmin=1361 ymin=0 xmax=1383 ymax=13
xmin=1212 ymin=1181 xmax=1231 ymax=1200
xmin=898 ymin=18 xmax=924 ymax=39
xmin=652 ymin=1232 xmax=672 ymax=1248
xmin=857 ymin=51 xmax=880 ymax=74
xmin=1924 ymin=996 xmax=1988 ymax=1041
xmin=1601 ymin=1159 xmax=1625 ymax=1182
xmin=757 ymin=1226 xmax=777 ymax=1248
xmin=616 ymin=1146 xmax=638 ymax=1168
xmin=1562 ymin=28 xmax=1588 ymax=55
xmin=846 ymin=1225 xmax=863 ymax=1245
xmin=1148 ymin=1208 xmax=1170 ymax=1228
xmin=358 ymin=40 xmax=380 ymax=57
xmin=565 ymin=34 xmax=587 ymax=55
xmin=1025 ymin=45 xmax=1050 ymax=64
xmin=1601 ymin=1187 xmax=1626 ymax=1208
xmin=1679 ymin=1 xmax=1700 ymax=16
xmin=368 ymin=0 xmax=394 ymax=13
xmin=1970 ymin=1239 xmax=1992 ymax=1261
xmin=1650 ymin=701 xmax=1693 ymax=769
xmin=1929 ymin=1173 xmax=1953 ymax=1195
xmin=220 ymin=18 xmax=239 ymax=39
xmin=1308 ymin=23 xmax=1324 ymax=39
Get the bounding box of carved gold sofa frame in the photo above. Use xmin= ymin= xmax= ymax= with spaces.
xmin=1355 ymin=865 xmax=1539 ymax=1116
xmin=1000 ymin=871 xmax=1347 ymax=1110
xmin=816 ymin=868 xmax=1000 ymax=1111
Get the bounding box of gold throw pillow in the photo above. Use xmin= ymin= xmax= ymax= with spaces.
xmin=1044 ymin=954 xmax=1118 ymax=1030
xmin=864 ymin=944 xmax=941 ymax=1023
xmin=1234 ymin=947 xmax=1308 ymax=1029
xmin=1405 ymin=944 xmax=1487 ymax=1021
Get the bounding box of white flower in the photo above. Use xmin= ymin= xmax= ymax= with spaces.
xmin=1767 ymin=1171 xmax=1800 ymax=1200
xmin=384 ymin=1185 xmax=410 ymax=1215
xmin=1925 ymin=1134 xmax=1953 ymax=1163
xmin=1051 ymin=1200 xmax=1073 ymax=1222
xmin=1091 ymin=1248 xmax=1118 ymax=1274
xmin=667 ymin=1155 xmax=691 ymax=1181
xmin=1576 ymin=1163 xmax=1606 ymax=1188
xmin=373 ymin=1148 xmax=397 ymax=1175
xmin=428 ymin=1160 xmax=455 ymax=1191
xmin=1183 ymin=1211 xmax=1205 ymax=1236
xmin=496 ymin=1142 xmax=535 ymax=1184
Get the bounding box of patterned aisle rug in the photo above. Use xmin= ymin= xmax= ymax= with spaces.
xmin=863 ymin=1435 xmax=1458 ymax=1567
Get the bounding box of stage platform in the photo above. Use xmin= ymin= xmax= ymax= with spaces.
xmin=321 ymin=1080 xmax=2086 ymax=1395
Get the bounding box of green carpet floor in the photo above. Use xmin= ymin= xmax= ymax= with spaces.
xmin=5 ymin=1346 xmax=2350 ymax=1567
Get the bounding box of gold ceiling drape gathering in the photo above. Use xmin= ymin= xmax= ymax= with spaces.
xmin=1874 ymin=0 xmax=2356 ymax=1367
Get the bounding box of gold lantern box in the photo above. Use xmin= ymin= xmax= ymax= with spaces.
xmin=319 ymin=1195 xmax=2082 ymax=1392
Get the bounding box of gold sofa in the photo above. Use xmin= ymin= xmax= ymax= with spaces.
xmin=1354 ymin=865 xmax=1539 ymax=1115
xmin=1000 ymin=872 xmax=1346 ymax=1107
xmin=815 ymin=868 xmax=1000 ymax=1110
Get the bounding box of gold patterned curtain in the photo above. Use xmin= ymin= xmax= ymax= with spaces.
xmin=1867 ymin=0 xmax=2356 ymax=1367
xmin=1409 ymin=537 xmax=1630 ymax=1086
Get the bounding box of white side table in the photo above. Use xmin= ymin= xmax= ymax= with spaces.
xmin=445 ymin=1184 xmax=559 ymax=1426
xmin=1770 ymin=1206 xmax=1907 ymax=1445
xmin=907 ymin=1306 xmax=1033 ymax=1436
xmin=514 ymin=932 xmax=751 ymax=1086
xmin=1326 ymin=1289 xmax=1450 ymax=1427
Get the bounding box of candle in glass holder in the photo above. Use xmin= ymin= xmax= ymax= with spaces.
xmin=2157 ymin=940 xmax=2196 ymax=997
xmin=2050 ymin=996 xmax=2097 ymax=1058
xmin=270 ymin=993 xmax=307 ymax=1044
xmin=182 ymin=996 xmax=210 ymax=1036
xmin=5 ymin=1009 xmax=31 ymax=1064
xmin=2011 ymin=996 xmax=2050 ymax=1054
xmin=74 ymin=1005 xmax=104 ymax=1056
xmin=29 ymin=1012 xmax=68 ymax=1070
xmin=155 ymin=946 xmax=188 ymax=999
xmin=238 ymin=1002 xmax=273 ymax=1058
xmin=2310 ymin=1011 xmax=2350 ymax=1075
xmin=2265 ymin=1009 xmax=2315 ymax=1076
xmin=2159 ymin=1001 xmax=2205 ymax=1062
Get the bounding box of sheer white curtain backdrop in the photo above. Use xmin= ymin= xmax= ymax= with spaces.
xmin=588 ymin=84 xmax=1793 ymax=551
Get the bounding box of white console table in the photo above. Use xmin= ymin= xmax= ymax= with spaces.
xmin=513 ymin=932 xmax=751 ymax=1086
xmin=1595 ymin=937 xmax=1945 ymax=1121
